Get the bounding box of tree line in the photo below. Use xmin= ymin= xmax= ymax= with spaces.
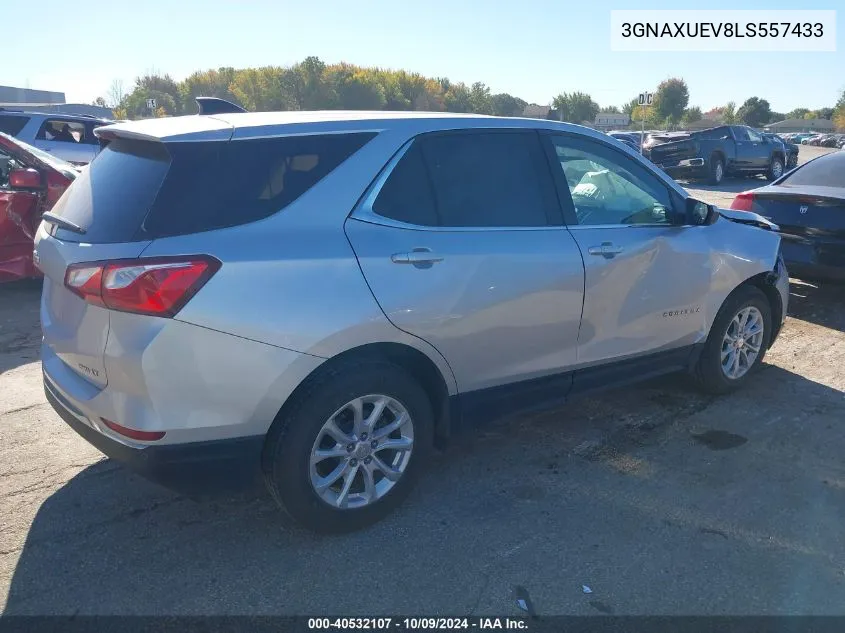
xmin=97 ymin=57 xmax=845 ymax=131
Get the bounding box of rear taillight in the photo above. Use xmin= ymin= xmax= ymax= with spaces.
xmin=730 ymin=192 xmax=755 ymax=212
xmin=64 ymin=256 xmax=220 ymax=317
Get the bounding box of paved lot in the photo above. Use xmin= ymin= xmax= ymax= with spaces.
xmin=2 ymin=146 xmax=844 ymax=616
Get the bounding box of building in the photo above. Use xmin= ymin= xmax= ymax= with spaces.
xmin=593 ymin=112 xmax=630 ymax=130
xmin=0 ymin=85 xmax=113 ymax=119
xmin=764 ymin=118 xmax=835 ymax=133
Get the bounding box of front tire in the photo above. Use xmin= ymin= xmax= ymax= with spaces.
xmin=263 ymin=359 xmax=433 ymax=533
xmin=767 ymin=156 xmax=784 ymax=181
xmin=693 ymin=285 xmax=772 ymax=394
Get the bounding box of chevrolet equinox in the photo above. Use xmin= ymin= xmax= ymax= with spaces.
xmin=35 ymin=106 xmax=789 ymax=532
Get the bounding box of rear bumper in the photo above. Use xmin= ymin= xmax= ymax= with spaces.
xmin=45 ymin=375 xmax=264 ymax=495
xmin=785 ymin=262 xmax=845 ymax=283
xmin=659 ymin=158 xmax=707 ymax=178
xmin=781 ymin=238 xmax=845 ymax=282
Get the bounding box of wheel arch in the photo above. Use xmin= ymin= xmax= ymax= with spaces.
xmin=262 ymin=342 xmax=455 ymax=467
xmin=707 ymin=273 xmax=783 ymax=351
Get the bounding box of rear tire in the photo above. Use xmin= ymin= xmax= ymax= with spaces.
xmin=708 ymin=156 xmax=724 ymax=185
xmin=767 ymin=156 xmax=784 ymax=181
xmin=263 ymin=359 xmax=433 ymax=533
xmin=693 ymin=285 xmax=772 ymax=395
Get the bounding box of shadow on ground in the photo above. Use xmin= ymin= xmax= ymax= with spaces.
xmin=787 ymin=279 xmax=845 ymax=332
xmin=0 ymin=279 xmax=42 ymax=374
xmin=5 ymin=363 xmax=845 ymax=615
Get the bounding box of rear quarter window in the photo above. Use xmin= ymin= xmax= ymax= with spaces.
xmin=49 ymin=133 xmax=376 ymax=243
xmin=0 ymin=115 xmax=29 ymax=136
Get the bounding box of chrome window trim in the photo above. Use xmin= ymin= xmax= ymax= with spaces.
xmin=350 ymin=136 xmax=565 ymax=233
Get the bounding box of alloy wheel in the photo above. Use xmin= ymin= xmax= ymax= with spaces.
xmin=720 ymin=306 xmax=765 ymax=380
xmin=309 ymin=395 xmax=414 ymax=509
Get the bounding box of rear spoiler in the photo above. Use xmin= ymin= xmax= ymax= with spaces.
xmin=195 ymin=97 xmax=246 ymax=115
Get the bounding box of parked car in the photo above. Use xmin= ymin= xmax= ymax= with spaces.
xmin=731 ymin=150 xmax=845 ymax=282
xmin=0 ymin=108 xmax=113 ymax=166
xmin=607 ymin=132 xmax=640 ymax=152
xmin=762 ymin=133 xmax=799 ymax=169
xmin=35 ymin=106 xmax=788 ymax=532
xmin=642 ymin=125 xmax=787 ymax=184
xmin=819 ymin=134 xmax=841 ymax=148
xmin=0 ymin=132 xmax=77 ymax=283
xmin=802 ymin=134 xmax=826 ymax=146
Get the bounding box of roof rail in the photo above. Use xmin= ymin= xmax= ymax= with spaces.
xmin=195 ymin=97 xmax=247 ymax=115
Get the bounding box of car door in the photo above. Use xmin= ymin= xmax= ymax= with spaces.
xmin=744 ymin=127 xmax=770 ymax=169
xmin=33 ymin=118 xmax=91 ymax=165
xmin=345 ymin=129 xmax=585 ymax=401
xmin=732 ymin=126 xmax=760 ymax=171
xmin=0 ymin=145 xmax=40 ymax=281
xmin=541 ymin=133 xmax=712 ymax=383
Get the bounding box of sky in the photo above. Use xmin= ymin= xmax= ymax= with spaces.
xmin=4 ymin=0 xmax=843 ymax=113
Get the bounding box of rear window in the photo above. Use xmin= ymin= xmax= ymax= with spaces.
xmin=779 ymin=151 xmax=845 ymax=189
xmin=0 ymin=115 xmax=29 ymax=136
xmin=48 ymin=133 xmax=376 ymax=242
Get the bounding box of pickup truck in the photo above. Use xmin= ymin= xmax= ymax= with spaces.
xmin=642 ymin=125 xmax=787 ymax=185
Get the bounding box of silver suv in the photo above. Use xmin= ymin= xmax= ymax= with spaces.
xmin=34 ymin=109 xmax=788 ymax=532
xmin=0 ymin=109 xmax=113 ymax=165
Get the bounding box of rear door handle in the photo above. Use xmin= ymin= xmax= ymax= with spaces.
xmin=587 ymin=242 xmax=624 ymax=257
xmin=391 ymin=249 xmax=444 ymax=266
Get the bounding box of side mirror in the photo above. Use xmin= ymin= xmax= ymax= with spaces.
xmin=9 ymin=168 xmax=42 ymax=190
xmin=686 ymin=198 xmax=715 ymax=226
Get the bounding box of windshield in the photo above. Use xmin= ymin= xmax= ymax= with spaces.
xmin=0 ymin=131 xmax=78 ymax=180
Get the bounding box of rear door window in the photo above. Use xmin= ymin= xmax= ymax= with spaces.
xmin=418 ymin=131 xmax=556 ymax=227
xmin=37 ymin=119 xmax=89 ymax=144
xmin=48 ymin=133 xmax=376 ymax=243
xmin=0 ymin=115 xmax=29 ymax=136
xmin=371 ymin=144 xmax=439 ymax=226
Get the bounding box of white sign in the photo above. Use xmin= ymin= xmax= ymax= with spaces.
xmin=638 ymin=92 xmax=654 ymax=106
xmin=146 ymin=98 xmax=157 ymax=110
xmin=611 ymin=10 xmax=836 ymax=52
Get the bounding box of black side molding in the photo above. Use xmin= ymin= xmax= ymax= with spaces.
xmin=195 ymin=97 xmax=247 ymax=115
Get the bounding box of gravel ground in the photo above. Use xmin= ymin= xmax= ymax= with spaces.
xmin=1 ymin=146 xmax=844 ymax=616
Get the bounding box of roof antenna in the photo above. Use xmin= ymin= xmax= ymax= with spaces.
xmin=195 ymin=97 xmax=247 ymax=115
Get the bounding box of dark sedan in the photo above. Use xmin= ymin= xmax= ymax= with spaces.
xmin=730 ymin=150 xmax=845 ymax=282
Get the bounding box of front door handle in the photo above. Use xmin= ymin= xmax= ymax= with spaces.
xmin=391 ymin=248 xmax=444 ymax=267
xmin=587 ymin=242 xmax=624 ymax=257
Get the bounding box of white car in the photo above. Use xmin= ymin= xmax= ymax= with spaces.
xmin=0 ymin=109 xmax=113 ymax=165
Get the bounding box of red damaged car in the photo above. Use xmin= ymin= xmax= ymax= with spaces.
xmin=1 ymin=132 xmax=77 ymax=283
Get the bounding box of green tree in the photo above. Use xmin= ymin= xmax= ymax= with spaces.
xmin=444 ymin=83 xmax=472 ymax=112
xmin=600 ymin=105 xmax=621 ymax=114
xmin=737 ymin=97 xmax=772 ymax=127
xmin=816 ymin=107 xmax=834 ymax=120
xmin=468 ymin=82 xmax=493 ymax=114
xmin=786 ymin=108 xmax=810 ymax=120
xmin=491 ymin=93 xmax=526 ymax=117
xmin=833 ymin=89 xmax=845 ymax=131
xmin=653 ymin=78 xmax=689 ymax=126
xmin=722 ymin=101 xmax=737 ymax=124
xmin=329 ymin=65 xmax=387 ymax=110
xmin=179 ymin=68 xmax=238 ymax=111
xmin=552 ymin=92 xmax=599 ymax=123
xmin=681 ymin=106 xmax=703 ymax=125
